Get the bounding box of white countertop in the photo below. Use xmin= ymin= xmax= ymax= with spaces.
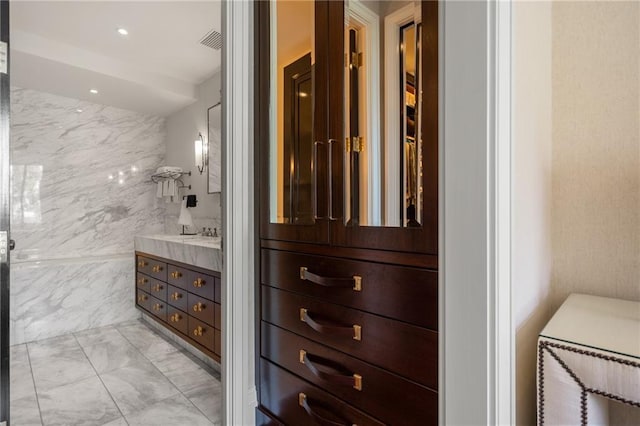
xmin=134 ymin=234 xmax=222 ymax=272
xmin=540 ymin=293 xmax=640 ymax=359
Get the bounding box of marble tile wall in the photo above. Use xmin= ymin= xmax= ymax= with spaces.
xmin=10 ymin=87 xmax=167 ymax=344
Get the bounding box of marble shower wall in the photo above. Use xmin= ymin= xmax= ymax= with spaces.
xmin=10 ymin=87 xmax=166 ymax=344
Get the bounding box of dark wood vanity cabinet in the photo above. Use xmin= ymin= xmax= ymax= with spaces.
xmin=135 ymin=252 xmax=221 ymax=362
xmin=256 ymin=1 xmax=439 ymax=424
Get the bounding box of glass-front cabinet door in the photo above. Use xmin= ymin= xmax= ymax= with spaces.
xmin=328 ymin=1 xmax=439 ymax=255
xmin=257 ymin=0 xmax=330 ymax=244
xmin=258 ymin=0 xmax=438 ymax=255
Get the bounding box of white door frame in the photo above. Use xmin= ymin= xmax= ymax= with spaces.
xmin=222 ymin=0 xmax=513 ymax=424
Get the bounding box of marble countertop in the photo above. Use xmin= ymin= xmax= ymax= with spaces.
xmin=134 ymin=234 xmax=222 ymax=272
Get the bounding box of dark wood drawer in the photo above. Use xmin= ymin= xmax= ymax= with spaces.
xmin=262 ymin=286 xmax=438 ymax=389
xmin=262 ymin=322 xmax=437 ymax=425
xmin=167 ymin=306 xmax=189 ymax=336
xmin=136 ymin=273 xmax=150 ymax=293
xmin=167 ymin=285 xmax=188 ymax=312
xmin=260 ymin=358 xmax=384 ymax=426
xmin=136 ymin=289 xmax=151 ymax=312
xmin=187 ymin=270 xmax=216 ymax=301
xmin=147 ymin=294 xmax=166 ymax=321
xmin=214 ymin=328 xmax=221 ymax=355
xmin=167 ymin=264 xmax=190 ymax=290
xmin=188 ymin=293 xmax=216 ymax=327
xmin=136 ymin=255 xmax=167 ymax=281
xmin=262 ymin=249 xmax=438 ymax=330
xmin=214 ymin=303 xmax=221 ymax=330
xmin=256 ymin=407 xmax=283 ymax=426
xmin=148 ymin=278 xmax=167 ymax=302
xmin=188 ymin=316 xmax=215 ymax=352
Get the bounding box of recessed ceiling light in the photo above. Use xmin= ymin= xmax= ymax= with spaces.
xmin=90 ymin=89 xmax=98 ymax=94
xmin=76 ymin=109 xmax=83 ymax=113
xmin=117 ymin=28 xmax=128 ymax=36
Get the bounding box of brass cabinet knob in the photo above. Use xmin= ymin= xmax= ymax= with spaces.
xmin=193 ymin=302 xmax=205 ymax=312
xmin=170 ymin=271 xmax=182 ymax=279
xmin=152 ymin=265 xmax=162 ymax=273
xmin=152 ymin=284 xmax=163 ymax=292
xmin=170 ymin=292 xmax=182 ymax=300
xmin=137 ymin=295 xmax=147 ymax=302
xmin=137 ymin=278 xmax=148 ymax=286
xmin=193 ymin=277 xmax=205 ymax=288
xmin=193 ymin=326 xmax=204 ymax=336
xmin=153 ymin=303 xmax=162 ymax=311
xmin=170 ymin=313 xmax=182 ymax=322
xmin=137 ymin=260 xmax=147 ymax=268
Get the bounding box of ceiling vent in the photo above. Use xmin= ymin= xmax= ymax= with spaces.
xmin=200 ymin=30 xmax=222 ymax=50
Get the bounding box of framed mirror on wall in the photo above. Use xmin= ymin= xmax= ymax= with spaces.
xmin=208 ymin=102 xmax=222 ymax=193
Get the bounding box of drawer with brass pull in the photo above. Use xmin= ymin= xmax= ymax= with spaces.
xmin=260 ymin=358 xmax=384 ymax=426
xmin=136 ymin=273 xmax=150 ymax=292
xmin=167 ymin=306 xmax=188 ymax=336
xmin=136 ymin=255 xmax=167 ymax=281
xmin=148 ymin=279 xmax=167 ymax=301
xmin=188 ymin=316 xmax=215 ymax=352
xmin=188 ymin=271 xmax=216 ymax=301
xmin=262 ymin=286 xmax=438 ymax=390
xmin=167 ymin=264 xmax=189 ymax=290
xmin=261 ymin=322 xmax=437 ymax=425
xmin=188 ymin=293 xmax=215 ymax=327
xmin=136 ymin=290 xmax=151 ymax=311
xmin=147 ymin=294 xmax=166 ymax=321
xmin=167 ymin=285 xmax=188 ymax=311
xmin=262 ymin=249 xmax=438 ymax=330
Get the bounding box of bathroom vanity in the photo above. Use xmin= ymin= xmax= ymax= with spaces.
xmin=134 ymin=235 xmax=222 ymax=362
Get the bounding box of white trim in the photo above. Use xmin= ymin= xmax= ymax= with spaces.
xmin=346 ymin=0 xmax=381 ymax=225
xmin=384 ymin=3 xmax=415 ymax=227
xmin=222 ymin=1 xmax=257 ymax=425
xmin=440 ymin=0 xmax=513 ymax=424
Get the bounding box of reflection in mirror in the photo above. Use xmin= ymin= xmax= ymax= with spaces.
xmin=344 ymin=1 xmax=423 ymax=227
xmin=269 ymin=0 xmax=315 ymax=224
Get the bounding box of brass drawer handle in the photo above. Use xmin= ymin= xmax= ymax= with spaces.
xmin=170 ymin=313 xmax=182 ymax=322
xmin=152 ymin=303 xmax=163 ymax=311
xmin=170 ymin=292 xmax=182 ymax=300
xmin=152 ymin=284 xmax=163 ymax=292
xmin=193 ymin=302 xmax=205 ymax=312
xmin=298 ymin=393 xmax=357 ymax=425
xmin=300 ymin=308 xmax=362 ymax=341
xmin=193 ymin=326 xmax=204 ymax=336
xmin=170 ymin=271 xmax=182 ymax=279
xmin=137 ymin=295 xmax=148 ymax=302
xmin=300 ymin=267 xmax=362 ymax=292
xmin=152 ymin=265 xmax=163 ymax=273
xmin=193 ymin=277 xmax=205 ymax=288
xmin=137 ymin=278 xmax=148 ymax=286
xmin=299 ymin=350 xmax=362 ymax=391
xmin=137 ymin=260 xmax=147 ymax=268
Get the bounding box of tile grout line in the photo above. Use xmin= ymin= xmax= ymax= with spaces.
xmin=71 ymin=333 xmax=129 ymax=425
xmin=24 ymin=344 xmax=46 ymax=426
xmin=114 ymin=319 xmax=219 ymax=424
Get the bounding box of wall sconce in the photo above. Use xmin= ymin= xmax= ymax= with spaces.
xmin=195 ymin=132 xmax=206 ymax=174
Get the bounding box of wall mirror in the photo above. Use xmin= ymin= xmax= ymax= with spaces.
xmin=208 ymin=103 xmax=221 ymax=194
xmin=344 ymin=0 xmax=424 ymax=228
xmin=268 ymin=0 xmax=316 ymax=224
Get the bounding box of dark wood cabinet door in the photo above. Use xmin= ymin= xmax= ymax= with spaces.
xmin=256 ymin=0 xmax=330 ymax=245
xmin=327 ymin=1 xmax=439 ymax=255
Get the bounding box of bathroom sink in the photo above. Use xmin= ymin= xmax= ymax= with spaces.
xmin=139 ymin=234 xmax=221 ymax=248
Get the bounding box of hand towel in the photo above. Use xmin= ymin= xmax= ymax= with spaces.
xmin=156 ymin=181 xmax=163 ymax=198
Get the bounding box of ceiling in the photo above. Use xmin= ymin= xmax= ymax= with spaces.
xmin=10 ymin=1 xmax=222 ymax=116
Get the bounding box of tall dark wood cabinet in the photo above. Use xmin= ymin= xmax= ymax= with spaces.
xmin=256 ymin=1 xmax=439 ymax=424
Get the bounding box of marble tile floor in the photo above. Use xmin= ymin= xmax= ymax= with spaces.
xmin=9 ymin=319 xmax=222 ymax=426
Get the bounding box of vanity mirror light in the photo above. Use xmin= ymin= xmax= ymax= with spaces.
xmin=207 ymin=102 xmax=221 ymax=193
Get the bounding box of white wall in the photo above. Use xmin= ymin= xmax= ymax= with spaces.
xmin=512 ymin=2 xmax=553 ymax=424
xmin=164 ymin=73 xmax=222 ymax=234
